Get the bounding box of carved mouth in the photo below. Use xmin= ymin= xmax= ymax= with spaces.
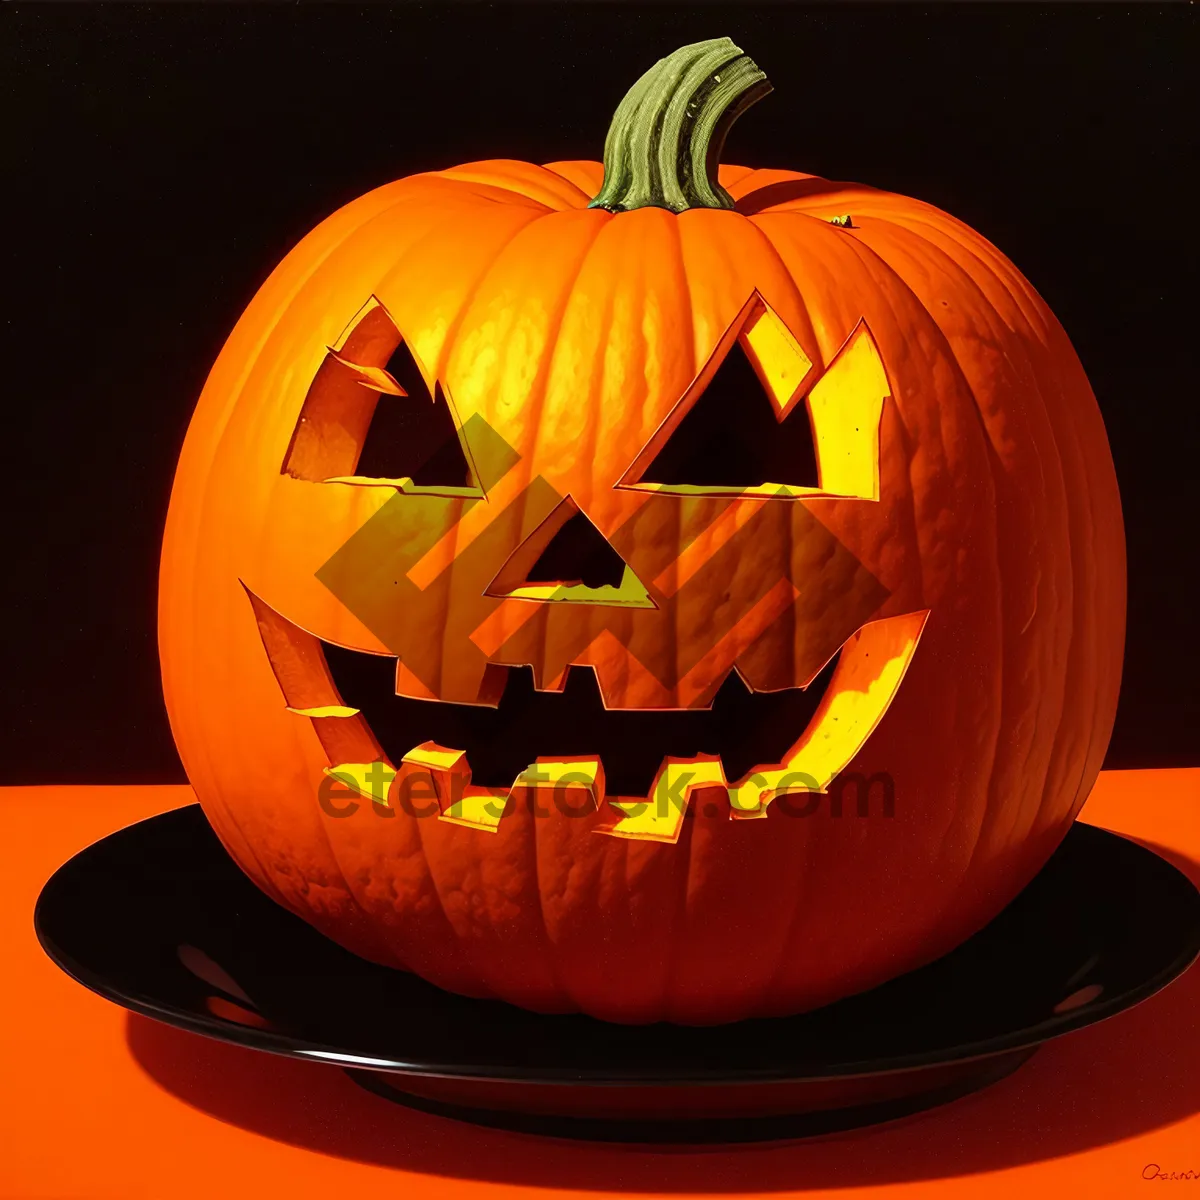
xmin=322 ymin=640 xmax=840 ymax=799
xmin=247 ymin=585 xmax=927 ymax=842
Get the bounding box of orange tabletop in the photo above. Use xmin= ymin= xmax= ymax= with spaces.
xmin=4 ymin=770 xmax=1199 ymax=1200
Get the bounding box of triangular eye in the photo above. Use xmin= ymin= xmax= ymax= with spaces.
xmin=640 ymin=339 xmax=819 ymax=489
xmin=354 ymin=341 xmax=474 ymax=487
xmin=282 ymin=298 xmax=482 ymax=491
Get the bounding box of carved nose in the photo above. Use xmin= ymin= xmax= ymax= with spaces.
xmin=527 ymin=506 xmax=625 ymax=589
xmin=485 ymin=497 xmax=653 ymax=607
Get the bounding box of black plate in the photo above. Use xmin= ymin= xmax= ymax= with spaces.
xmin=35 ymin=805 xmax=1200 ymax=1143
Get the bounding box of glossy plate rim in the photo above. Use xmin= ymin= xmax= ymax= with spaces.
xmin=34 ymin=805 xmax=1200 ymax=1087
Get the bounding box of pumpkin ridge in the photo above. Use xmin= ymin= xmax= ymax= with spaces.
xmin=384 ymin=201 xmax=554 ymax=392
xmin=565 ymin=227 xmax=625 ymax=546
xmin=238 ymin=565 xmax=401 ymax=964
xmin=168 ymin=181 xmax=421 ymax=663
xmin=743 ymin=213 xmax=825 ymax=369
xmin=753 ymin=212 xmax=932 ymax=587
xmin=406 ymin=784 xmax=502 ymax=1000
xmin=751 ymin=210 xmax=1008 ymax=918
xmin=541 ymin=159 xmax=605 ymax=200
xmin=1011 ymin=320 xmax=1105 ymax=828
xmin=736 ymin=177 xmax=886 ymax=218
xmin=721 ymin=218 xmax=819 ymax=719
xmin=541 ymin=211 xmax=650 ymax=507
xmin=724 ymin=166 xmax=806 ymax=203
xmin=434 ymin=159 xmax=588 ymax=211
xmin=163 ymin=515 xmax=285 ymax=907
xmin=827 ymin=222 xmax=1011 ymax=871
xmin=512 ymin=211 xmax=621 ymax=706
xmin=199 ymin=750 xmax=293 ymax=911
xmin=507 ymin=209 xmax=615 ymax=488
xmin=665 ymin=205 xmax=699 ymax=382
xmin=714 ymin=162 xmax=759 ymax=192
xmin=184 ymin=187 xmax=505 ymax=942
xmin=530 ymin=162 xmax=594 ymax=208
xmin=968 ymin=282 xmax=1066 ymax=855
xmin=663 ymin=791 xmax=701 ymax=1023
xmin=870 ymin=207 xmax=1053 ymax=339
xmin=873 ymin=219 xmax=1070 ymax=862
xmin=898 ymin=210 xmax=1119 ymax=889
xmin=1045 ymin=324 xmax=1124 ymax=810
xmin=819 ymin=217 xmax=1002 ymax=584
xmin=198 ymin=186 xmax=463 ymax=505
xmin=864 ymin=212 xmax=1081 ymax=868
xmin=663 ymin=212 xmax=694 ymax=685
xmin=527 ymin=790 xmax=574 ymax=1012
xmin=756 ymin=790 xmax=825 ymax=1009
xmin=430 ymin=209 xmax=612 ymax=743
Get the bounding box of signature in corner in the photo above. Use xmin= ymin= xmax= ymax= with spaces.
xmin=1144 ymin=1164 xmax=1200 ymax=1182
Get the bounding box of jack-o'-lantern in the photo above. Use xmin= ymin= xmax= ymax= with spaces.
xmin=159 ymin=39 xmax=1125 ymax=1024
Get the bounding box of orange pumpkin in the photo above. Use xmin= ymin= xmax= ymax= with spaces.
xmin=159 ymin=38 xmax=1125 ymax=1024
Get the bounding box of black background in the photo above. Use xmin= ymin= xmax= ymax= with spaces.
xmin=4 ymin=3 xmax=1196 ymax=785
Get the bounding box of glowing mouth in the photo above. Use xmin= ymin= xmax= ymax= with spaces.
xmin=321 ymin=643 xmax=842 ymax=797
xmin=248 ymin=588 xmax=926 ymax=844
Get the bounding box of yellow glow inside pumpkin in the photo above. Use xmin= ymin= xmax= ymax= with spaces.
xmin=740 ymin=300 xmax=814 ymax=417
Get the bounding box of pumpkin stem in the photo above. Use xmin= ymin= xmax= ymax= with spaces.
xmin=589 ymin=38 xmax=772 ymax=214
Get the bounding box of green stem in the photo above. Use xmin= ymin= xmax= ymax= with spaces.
xmin=589 ymin=38 xmax=771 ymax=214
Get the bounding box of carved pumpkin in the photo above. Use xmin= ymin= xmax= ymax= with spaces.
xmin=159 ymin=39 xmax=1125 ymax=1024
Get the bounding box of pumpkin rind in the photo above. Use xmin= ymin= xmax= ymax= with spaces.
xmin=160 ymin=57 xmax=1123 ymax=1023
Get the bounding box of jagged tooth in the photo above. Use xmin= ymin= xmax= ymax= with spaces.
xmin=536 ymin=666 xmax=570 ymax=693
xmin=326 ymin=348 xmax=407 ymax=396
xmin=402 ymin=742 xmax=467 ymax=773
xmin=395 ymin=662 xmax=439 ymax=701
xmin=598 ymin=757 xmax=726 ymax=844
xmin=728 ymin=774 xmax=777 ymax=820
xmin=437 ymin=789 xmax=509 ymax=832
xmin=401 ymin=741 xmax=468 ymax=811
xmin=511 ymin=758 xmax=605 ymax=811
xmin=323 ymin=761 xmax=396 ymax=806
xmin=399 ymin=741 xmax=510 ymax=832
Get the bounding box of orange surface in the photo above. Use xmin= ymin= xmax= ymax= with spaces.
xmin=3 ymin=769 xmax=1198 ymax=1200
xmin=159 ymin=154 xmax=1125 ymax=1025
